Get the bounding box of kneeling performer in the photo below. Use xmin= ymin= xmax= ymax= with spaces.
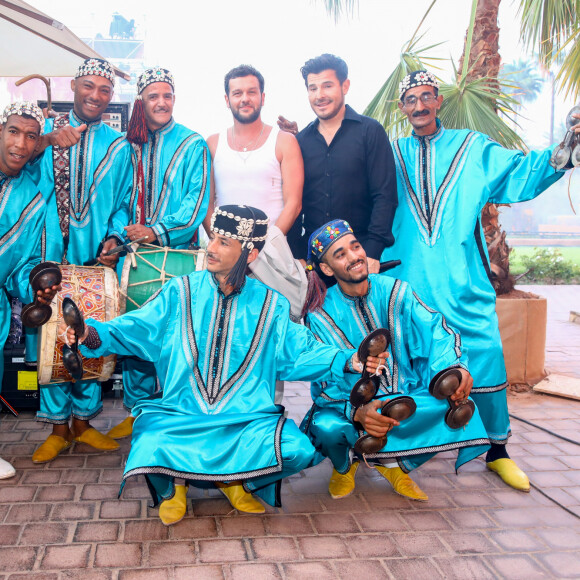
xmin=63 ymin=206 xmax=383 ymax=525
xmin=301 ymin=220 xmax=490 ymax=501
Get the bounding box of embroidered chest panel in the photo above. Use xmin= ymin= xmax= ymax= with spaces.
xmin=393 ymin=132 xmax=477 ymax=246
xmin=179 ymin=277 xmax=275 ymax=410
xmin=132 ymin=133 xmax=201 ymax=223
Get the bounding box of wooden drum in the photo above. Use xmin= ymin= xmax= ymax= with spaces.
xmin=119 ymin=244 xmax=206 ymax=314
xmin=38 ymin=265 xmax=120 ymax=385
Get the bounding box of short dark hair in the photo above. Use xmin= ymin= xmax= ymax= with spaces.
xmin=301 ymin=54 xmax=348 ymax=86
xmin=224 ymin=65 xmax=265 ymax=95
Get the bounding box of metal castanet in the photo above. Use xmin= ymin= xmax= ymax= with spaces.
xmin=429 ymin=368 xmax=475 ymax=429
xmin=353 ymin=396 xmax=417 ymax=456
xmin=21 ymin=262 xmax=62 ymax=328
xmin=61 ymin=297 xmax=85 ymax=381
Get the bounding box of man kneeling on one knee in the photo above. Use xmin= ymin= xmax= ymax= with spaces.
xmin=301 ymin=220 xmax=490 ymax=501
xmin=60 ymin=206 xmax=387 ymax=525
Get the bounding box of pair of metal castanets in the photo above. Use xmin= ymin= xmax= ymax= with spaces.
xmin=350 ymin=328 xmax=417 ymax=456
xmin=550 ymin=106 xmax=580 ymax=170
xmin=428 ymin=368 xmax=475 ymax=429
xmin=21 ymin=262 xmax=62 ymax=327
xmin=61 ymin=297 xmax=86 ymax=381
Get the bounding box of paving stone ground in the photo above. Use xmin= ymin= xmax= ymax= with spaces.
xmin=0 ymin=285 xmax=579 ymax=579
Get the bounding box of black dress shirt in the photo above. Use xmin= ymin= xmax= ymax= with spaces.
xmin=289 ymin=105 xmax=397 ymax=260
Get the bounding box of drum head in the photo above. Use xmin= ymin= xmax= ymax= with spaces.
xmin=38 ymin=265 xmax=119 ymax=385
xmin=120 ymin=245 xmax=206 ymax=314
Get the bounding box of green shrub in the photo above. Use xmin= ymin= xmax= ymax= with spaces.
xmin=520 ymin=248 xmax=580 ymax=284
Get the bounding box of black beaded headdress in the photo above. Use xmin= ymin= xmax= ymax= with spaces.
xmin=210 ymin=205 xmax=269 ymax=290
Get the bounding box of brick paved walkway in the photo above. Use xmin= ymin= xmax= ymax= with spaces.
xmin=1 ymin=286 xmax=580 ymax=579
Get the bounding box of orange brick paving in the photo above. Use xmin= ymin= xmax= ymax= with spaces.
xmin=0 ymin=285 xmax=579 ymax=579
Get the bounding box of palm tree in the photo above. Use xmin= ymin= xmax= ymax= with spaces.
xmin=500 ymin=59 xmax=544 ymax=115
xmin=318 ymin=0 xmax=580 ymax=294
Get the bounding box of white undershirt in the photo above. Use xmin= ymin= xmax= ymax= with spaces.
xmin=213 ymin=127 xmax=284 ymax=225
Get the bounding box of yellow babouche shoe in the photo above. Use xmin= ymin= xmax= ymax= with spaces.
xmin=159 ymin=484 xmax=188 ymax=526
xmin=107 ymin=416 xmax=135 ymax=440
xmin=216 ymin=481 xmax=265 ymax=513
xmin=32 ymin=435 xmax=72 ymax=463
xmin=376 ymin=465 xmax=429 ymax=501
xmin=73 ymin=428 xmax=120 ymax=451
xmin=487 ymin=458 xmax=530 ymax=492
xmin=328 ymin=461 xmax=359 ymax=499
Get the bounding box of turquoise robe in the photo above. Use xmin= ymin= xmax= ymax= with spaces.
xmin=304 ymin=274 xmax=489 ymax=474
xmin=80 ymin=272 xmax=353 ymax=506
xmin=119 ymin=119 xmax=211 ymax=411
xmin=119 ymin=119 xmax=210 ymax=248
xmin=34 ymin=110 xmax=132 ymax=423
xmin=0 ymin=170 xmax=45 ymax=387
xmin=381 ymin=121 xmax=566 ymax=443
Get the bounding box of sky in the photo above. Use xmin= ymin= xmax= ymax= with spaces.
xmin=1 ymin=0 xmax=578 ymax=222
xmin=8 ymin=0 xmax=577 ymax=147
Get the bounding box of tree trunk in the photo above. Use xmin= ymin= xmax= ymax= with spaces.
xmin=459 ymin=0 xmax=514 ymax=295
xmin=458 ymin=0 xmax=502 ymax=84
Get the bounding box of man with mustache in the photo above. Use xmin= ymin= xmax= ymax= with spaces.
xmin=381 ymin=70 xmax=580 ymax=491
xmin=279 ymin=54 xmax=397 ymax=276
xmin=61 ymin=205 xmax=385 ymax=525
xmin=0 ymin=102 xmax=59 ymax=479
xmin=107 ymin=67 xmax=211 ymax=440
xmin=31 ymin=58 xmax=133 ymax=463
xmin=301 ymin=219 xmax=489 ymax=501
xmin=203 ymin=64 xmax=306 ymax=321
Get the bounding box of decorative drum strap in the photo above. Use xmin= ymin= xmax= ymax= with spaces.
xmin=52 ymin=114 xmax=72 ymax=264
xmin=134 ymin=144 xmax=146 ymax=226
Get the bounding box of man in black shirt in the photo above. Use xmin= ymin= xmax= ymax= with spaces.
xmin=280 ymin=54 xmax=397 ymax=273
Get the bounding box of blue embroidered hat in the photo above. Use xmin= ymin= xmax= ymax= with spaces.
xmin=307 ymin=219 xmax=354 ymax=264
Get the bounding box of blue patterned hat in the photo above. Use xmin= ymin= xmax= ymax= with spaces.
xmin=307 ymin=219 xmax=354 ymax=264
xmin=75 ymin=58 xmax=115 ymax=86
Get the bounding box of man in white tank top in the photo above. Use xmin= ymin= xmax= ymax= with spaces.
xmin=203 ymin=65 xmax=307 ymax=321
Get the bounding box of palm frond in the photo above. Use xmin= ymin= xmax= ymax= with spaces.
xmin=439 ymin=76 xmax=527 ymax=150
xmin=518 ymin=0 xmax=580 ymax=65
xmin=553 ymin=29 xmax=580 ymax=99
xmin=316 ymin=0 xmax=358 ymax=22
xmin=364 ymin=37 xmax=446 ymax=139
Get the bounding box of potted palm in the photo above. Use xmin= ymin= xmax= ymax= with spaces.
xmin=323 ymin=0 xmax=579 ymax=384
